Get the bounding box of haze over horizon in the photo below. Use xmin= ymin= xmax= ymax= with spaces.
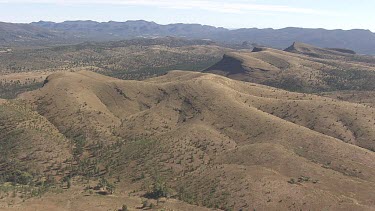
xmin=0 ymin=0 xmax=374 ymax=32
xmin=2 ymin=1 xmax=375 ymax=211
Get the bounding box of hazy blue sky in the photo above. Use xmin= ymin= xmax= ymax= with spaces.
xmin=0 ymin=0 xmax=373 ymax=31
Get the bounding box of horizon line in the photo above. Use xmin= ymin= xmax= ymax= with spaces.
xmin=2 ymin=19 xmax=373 ymax=33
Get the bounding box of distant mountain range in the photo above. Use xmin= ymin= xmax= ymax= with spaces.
xmin=1 ymin=20 xmax=375 ymax=54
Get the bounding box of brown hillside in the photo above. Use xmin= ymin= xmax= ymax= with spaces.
xmin=15 ymin=70 xmax=375 ymax=210
xmin=320 ymin=90 xmax=375 ymax=107
xmin=204 ymin=43 xmax=375 ymax=93
xmin=0 ymin=99 xmax=71 ymax=186
xmin=284 ymin=42 xmax=356 ymax=57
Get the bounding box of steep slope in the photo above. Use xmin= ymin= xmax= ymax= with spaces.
xmin=18 ymin=70 xmax=375 ymax=210
xmin=204 ymin=43 xmax=375 ymax=92
xmin=0 ymin=99 xmax=71 ymax=186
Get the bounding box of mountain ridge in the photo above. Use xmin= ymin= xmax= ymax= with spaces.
xmin=204 ymin=42 xmax=375 ymax=92
xmin=1 ymin=20 xmax=375 ymax=54
xmin=11 ymin=69 xmax=375 ymax=210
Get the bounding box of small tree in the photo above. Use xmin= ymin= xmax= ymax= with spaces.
xmin=97 ymin=177 xmax=115 ymax=194
xmin=121 ymin=204 xmax=128 ymax=211
xmin=67 ymin=179 xmax=71 ymax=189
xmin=98 ymin=177 xmax=108 ymax=188
xmin=62 ymin=176 xmax=71 ymax=189
xmin=145 ymin=177 xmax=170 ymax=199
xmin=107 ymin=183 xmax=115 ymax=194
xmin=13 ymin=170 xmax=33 ymax=185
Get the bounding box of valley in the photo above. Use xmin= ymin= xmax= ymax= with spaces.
xmin=0 ymin=37 xmax=227 ymax=99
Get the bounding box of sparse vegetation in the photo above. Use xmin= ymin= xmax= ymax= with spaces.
xmin=1 ymin=41 xmax=375 ymax=211
xmin=0 ymin=80 xmax=43 ymax=99
xmin=0 ymin=37 xmax=226 ymax=98
xmin=145 ymin=176 xmax=171 ymax=199
xmin=205 ymin=43 xmax=375 ymax=93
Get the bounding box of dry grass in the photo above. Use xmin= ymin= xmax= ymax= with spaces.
xmin=6 ymin=70 xmax=374 ymax=210
xmin=205 ymin=43 xmax=375 ymax=93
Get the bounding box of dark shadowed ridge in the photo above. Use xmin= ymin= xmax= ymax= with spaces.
xmin=204 ymin=42 xmax=375 ymax=92
xmin=204 ymin=53 xmax=247 ymax=76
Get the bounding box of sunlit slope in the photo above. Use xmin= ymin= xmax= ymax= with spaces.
xmin=18 ymin=70 xmax=375 ymax=210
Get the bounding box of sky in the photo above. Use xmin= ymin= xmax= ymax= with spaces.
xmin=0 ymin=0 xmax=374 ymax=31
